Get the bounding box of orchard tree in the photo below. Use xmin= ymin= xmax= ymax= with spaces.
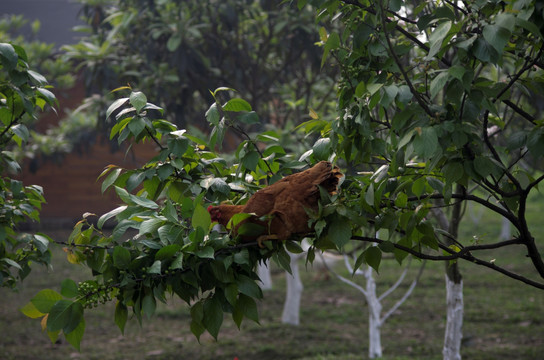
xmin=64 ymin=0 xmax=338 ymax=130
xmin=307 ymin=0 xmax=544 ymax=358
xmin=0 ymin=42 xmax=58 ymax=288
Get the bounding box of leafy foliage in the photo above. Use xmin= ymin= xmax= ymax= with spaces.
xmin=302 ymin=0 xmax=544 ymax=285
xmin=0 ymin=42 xmax=57 ymax=288
xmin=22 ymin=88 xmax=327 ymax=349
xmin=19 ymin=0 xmax=544 ymax=350
xmin=64 ymin=0 xmax=338 ymax=130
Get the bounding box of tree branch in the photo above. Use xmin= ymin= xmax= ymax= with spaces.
xmin=377 ymin=0 xmax=434 ymax=117
xmin=381 ymin=260 xmax=426 ymax=323
xmin=350 ymin=235 xmax=544 ymax=289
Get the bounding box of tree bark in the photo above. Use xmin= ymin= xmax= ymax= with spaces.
xmin=281 ymin=253 xmax=303 ymax=325
xmin=443 ymin=275 xmax=463 ymax=360
xmin=443 ymin=185 xmax=464 ymax=360
xmin=366 ymin=268 xmax=383 ymax=359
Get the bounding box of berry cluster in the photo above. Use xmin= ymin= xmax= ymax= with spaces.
xmin=77 ymin=281 xmax=113 ymax=308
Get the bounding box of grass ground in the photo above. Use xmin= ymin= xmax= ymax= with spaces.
xmin=1 ymin=194 xmax=544 ymax=359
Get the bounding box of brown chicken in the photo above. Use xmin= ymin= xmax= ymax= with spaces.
xmin=207 ymin=161 xmax=343 ymax=246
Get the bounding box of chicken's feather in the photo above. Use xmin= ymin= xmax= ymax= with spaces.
xmin=208 ymin=161 xmax=343 ymax=244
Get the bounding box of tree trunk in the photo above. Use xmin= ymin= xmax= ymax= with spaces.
xmin=257 ymin=261 xmax=273 ymax=290
xmin=281 ymin=253 xmax=303 ymax=325
xmin=443 ymin=274 xmax=463 ymax=360
xmin=500 ymin=215 xmax=511 ymax=241
xmin=442 ymin=185 xmax=464 ymax=360
xmin=366 ymin=267 xmax=383 ymax=359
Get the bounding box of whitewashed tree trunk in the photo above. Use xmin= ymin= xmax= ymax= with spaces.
xmin=432 ymin=206 xmax=464 ymax=360
xmin=281 ymin=253 xmax=304 ymax=325
xmin=500 ymin=215 xmax=511 ymax=241
xmin=257 ymin=261 xmax=273 ymax=290
xmin=324 ymin=249 xmax=423 ymax=359
xmin=366 ymin=269 xmax=383 ymax=359
xmin=443 ymin=275 xmax=463 ymax=360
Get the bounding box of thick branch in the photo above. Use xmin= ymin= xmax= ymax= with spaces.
xmin=350 ymin=235 xmax=544 ymax=289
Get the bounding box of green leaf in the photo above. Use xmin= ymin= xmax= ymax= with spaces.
xmin=155 ymin=244 xmax=180 ymax=261
xmin=47 ymin=300 xmax=83 ymax=333
xmin=170 ymin=253 xmax=184 ymax=270
xmin=430 ymin=72 xmax=449 ymax=100
xmin=203 ymin=296 xmax=223 ymax=339
xmin=36 ymin=88 xmax=57 ymax=106
xmin=196 ymin=246 xmax=215 ymax=259
xmin=395 ymin=192 xmax=408 ymax=208
xmin=236 ymin=275 xmax=263 ymax=299
xmin=483 ymin=24 xmax=511 ymax=53
xmin=190 ymin=301 xmax=205 ymax=340
xmin=426 ymin=21 xmax=452 ymax=59
xmin=223 ymin=98 xmax=252 ymax=112
xmin=448 ymin=65 xmax=466 ymax=81
xmin=472 ymin=38 xmax=498 ymax=63
xmin=61 ymin=279 xmax=79 ymax=298
xmin=236 ymin=294 xmax=259 ymax=324
xmin=33 ymin=234 xmax=50 ymax=253
xmin=242 ymin=151 xmax=260 ymax=171
xmin=142 ymin=293 xmax=156 ymax=317
xmin=20 ymin=301 xmax=45 ymax=319
xmin=313 ymin=137 xmax=331 ymax=161
xmin=115 ymin=301 xmax=128 ymax=334
xmin=148 ymin=260 xmax=162 ymax=274
xmin=364 ymin=246 xmax=382 ymax=272
xmin=129 ymin=194 xmax=159 ymax=209
xmin=233 ymin=248 xmax=250 ymax=265
xmin=30 ymin=289 xmax=63 ymax=313
xmin=0 ymin=43 xmax=18 ymax=69
xmin=28 ymin=70 xmax=48 ymax=85
xmin=113 ymin=246 xmax=131 ymax=269
xmin=327 ymin=217 xmax=352 ymax=249
xmin=11 ymin=124 xmax=29 ymax=144
xmin=192 ymin=204 xmax=211 ymax=233
xmin=322 ymin=31 xmax=340 ymax=67
xmin=106 ymin=98 xmax=129 ymax=120
xmin=64 ymin=318 xmax=85 ymax=351
xmin=97 ymin=205 xmax=127 ymax=229
xmin=205 ymin=103 xmax=220 ymax=125
xmin=139 ymin=217 xmax=164 ymax=236
xmin=128 ymin=116 xmax=146 ymax=137
xmin=474 ymin=156 xmax=498 ymax=178
xmin=442 ymin=162 xmax=464 ymax=184
xmin=102 ymin=168 xmax=123 ymax=193
xmin=129 ymin=91 xmax=147 ymax=112
xmin=238 ymin=111 xmax=260 ymax=125
xmin=412 ymin=177 xmax=426 ymax=197
xmin=167 ymin=33 xmax=182 ymax=51
xmin=365 ymin=183 xmax=375 ymax=207
xmin=413 ymin=127 xmax=438 ymax=159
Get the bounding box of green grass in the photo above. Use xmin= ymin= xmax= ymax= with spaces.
xmin=1 ymin=193 xmax=544 ymax=360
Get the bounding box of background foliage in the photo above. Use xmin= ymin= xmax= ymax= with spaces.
xmin=0 ymin=41 xmax=57 ymax=288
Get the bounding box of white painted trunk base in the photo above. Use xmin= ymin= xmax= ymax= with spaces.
xmin=443 ymin=275 xmax=463 ymax=360
xmin=281 ymin=253 xmax=303 ymax=325
xmin=367 ymin=271 xmax=383 ymax=359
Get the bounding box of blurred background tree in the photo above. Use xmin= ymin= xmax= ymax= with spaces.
xmin=64 ymin=0 xmax=339 ymax=137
